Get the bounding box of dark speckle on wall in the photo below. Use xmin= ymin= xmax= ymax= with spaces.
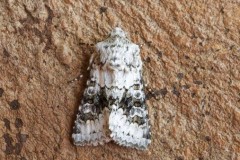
xmin=0 ymin=88 xmax=4 ymax=97
xmin=9 ymin=100 xmax=20 ymax=110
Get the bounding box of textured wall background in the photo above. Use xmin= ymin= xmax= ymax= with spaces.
xmin=0 ymin=0 xmax=239 ymax=160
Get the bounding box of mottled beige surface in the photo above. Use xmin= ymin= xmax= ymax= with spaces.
xmin=0 ymin=0 xmax=239 ymax=160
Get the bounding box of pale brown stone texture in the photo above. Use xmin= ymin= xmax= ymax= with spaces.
xmin=0 ymin=0 xmax=239 ymax=160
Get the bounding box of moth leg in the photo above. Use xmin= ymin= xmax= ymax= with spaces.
xmin=109 ymin=83 xmax=151 ymax=150
xmin=72 ymin=80 xmax=111 ymax=146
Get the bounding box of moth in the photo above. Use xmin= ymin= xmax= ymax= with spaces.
xmin=72 ymin=27 xmax=151 ymax=150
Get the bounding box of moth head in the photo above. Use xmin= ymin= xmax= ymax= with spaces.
xmin=110 ymin=27 xmax=126 ymax=38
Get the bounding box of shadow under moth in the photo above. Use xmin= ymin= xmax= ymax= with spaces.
xmin=72 ymin=27 xmax=151 ymax=150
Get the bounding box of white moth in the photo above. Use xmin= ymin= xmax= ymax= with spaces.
xmin=72 ymin=27 xmax=151 ymax=150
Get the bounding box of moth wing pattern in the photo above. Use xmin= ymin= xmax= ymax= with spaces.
xmin=72 ymin=53 xmax=111 ymax=146
xmin=109 ymin=83 xmax=151 ymax=149
xmin=72 ymin=27 xmax=151 ymax=149
xmin=106 ymin=46 xmax=151 ymax=149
